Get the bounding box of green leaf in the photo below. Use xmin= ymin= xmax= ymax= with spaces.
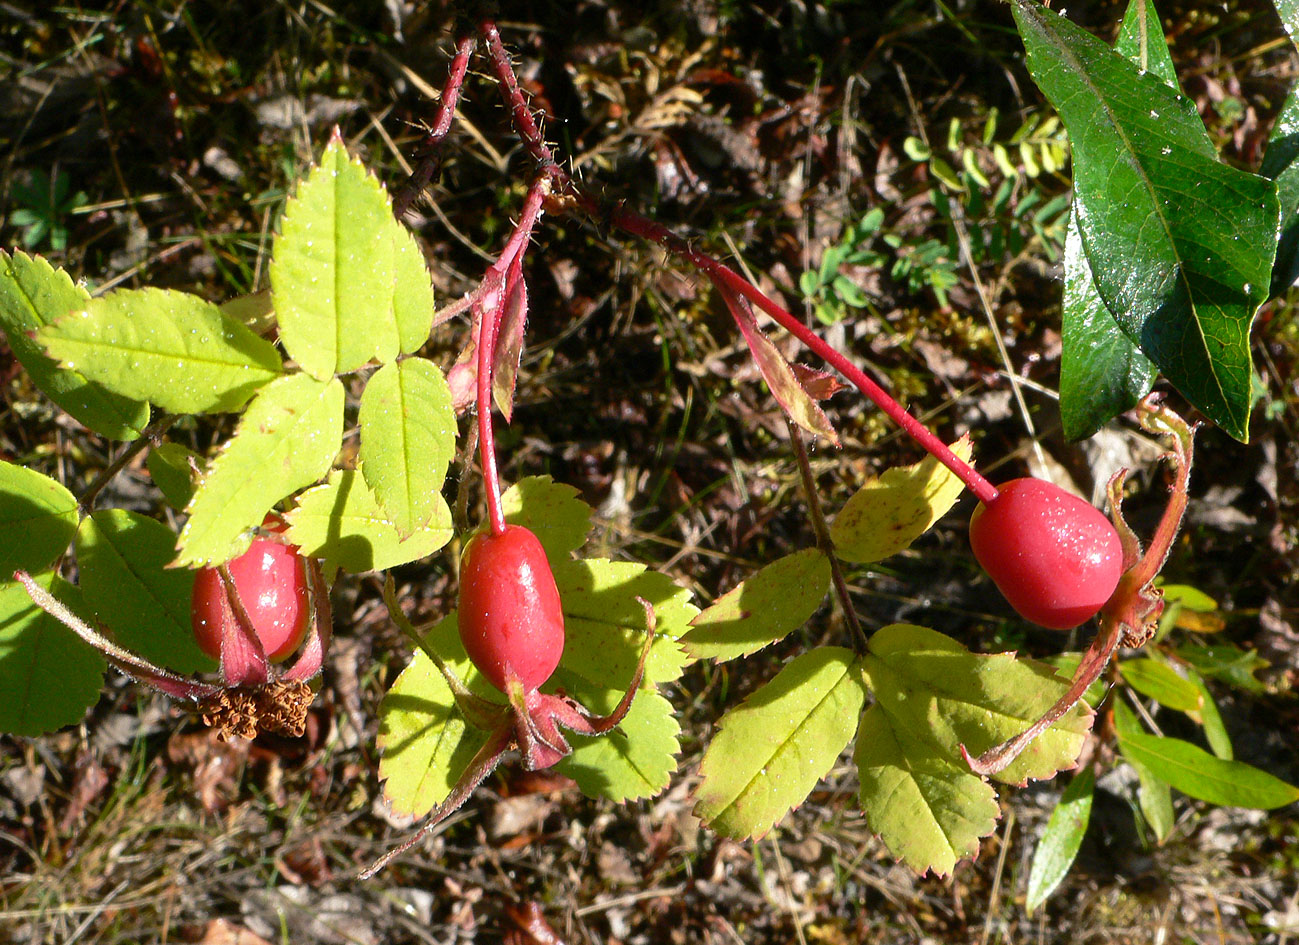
xmin=499 ymin=476 xmax=594 ymax=560
xmin=862 ymin=624 xmax=1092 ymax=786
xmin=0 ymin=573 xmax=107 ymax=736
xmin=377 ymin=614 xmax=493 ymax=818
xmin=75 ymin=510 xmax=214 ymax=675
xmin=1262 ymin=81 xmax=1299 ymax=296
xmin=1013 ymin=0 xmax=1280 ymax=441
xmin=146 ymin=443 xmax=204 ymax=511
xmin=1174 ymin=643 xmax=1269 ymax=694
xmin=1182 ymin=666 xmax=1233 ymax=761
xmin=286 ymin=468 xmax=453 ymax=572
xmin=683 ymin=549 xmax=830 ymax=662
xmin=1115 ymin=728 xmax=1299 ymax=809
xmin=36 ymin=288 xmax=283 ymax=414
xmin=177 ymin=374 xmax=343 ymax=567
xmin=830 ymin=437 xmax=972 ymax=563
xmin=359 ymin=358 xmax=457 ymax=537
xmin=0 ymin=250 xmax=149 ymax=440
xmin=694 ymin=647 xmax=868 ymax=839
xmin=551 ymin=558 xmax=696 ymax=692
xmin=1025 ymin=767 xmax=1095 ymax=914
xmin=1112 ymin=699 xmax=1175 ymax=841
xmin=559 ymin=687 xmax=680 ymax=802
xmin=854 ymin=704 xmax=1000 ymax=877
xmin=270 ymin=135 xmax=435 ymax=379
xmin=1059 ymin=210 xmax=1157 ymax=441
xmin=1118 ymin=657 xmax=1203 ymax=713
xmin=0 ymin=461 xmax=78 ymax=577
xmin=1276 ymin=0 xmax=1299 ymax=49
xmin=1113 ymin=0 xmax=1181 ymax=88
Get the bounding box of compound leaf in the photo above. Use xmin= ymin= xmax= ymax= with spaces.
xmin=683 ymin=548 xmax=830 ymax=662
xmin=37 ymin=287 xmax=282 ymax=414
xmin=694 ymin=647 xmax=867 ymax=839
xmin=359 ymin=358 xmax=457 ymax=537
xmin=286 ymin=468 xmax=453 ymax=573
xmin=0 ymin=573 xmax=107 ymax=736
xmin=75 ymin=509 xmax=213 ymax=675
xmin=0 ymin=461 xmax=78 ymax=577
xmin=0 ymin=250 xmax=149 ymax=439
xmin=177 ymin=374 xmax=343 ymax=567
xmin=830 ymin=436 xmax=972 ymax=563
xmin=270 ymin=134 xmax=434 ymax=379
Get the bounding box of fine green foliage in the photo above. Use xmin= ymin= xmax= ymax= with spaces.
xmin=0 ymin=574 xmax=107 ymax=736
xmin=74 ymin=510 xmax=213 ymax=675
xmin=682 ymin=548 xmax=831 ymax=662
xmin=37 ymin=288 xmax=284 ymax=415
xmin=0 ymin=250 xmax=149 ymax=440
xmin=0 ymin=461 xmax=79 ymax=577
xmin=1015 ymin=0 xmax=1279 ymax=441
xmin=358 ymin=358 xmax=457 ymax=537
xmin=1025 ymin=767 xmax=1095 ymax=914
xmin=286 ymin=469 xmax=454 ymax=573
xmin=270 ymin=133 xmax=435 ymax=379
xmin=829 ymin=436 xmax=972 ymax=563
xmin=177 ymin=374 xmax=344 ymax=567
xmin=694 ymin=648 xmax=868 ymax=839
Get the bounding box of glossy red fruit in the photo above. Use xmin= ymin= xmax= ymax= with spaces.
xmin=457 ymin=524 xmax=565 ymax=693
xmin=191 ymin=517 xmax=311 ymax=662
xmin=969 ymin=478 xmax=1123 ymax=630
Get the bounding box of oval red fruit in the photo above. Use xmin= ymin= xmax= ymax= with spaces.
xmin=457 ymin=524 xmax=565 ymax=693
xmin=191 ymin=517 xmax=311 ymax=663
xmin=969 ymin=478 xmax=1123 ymax=630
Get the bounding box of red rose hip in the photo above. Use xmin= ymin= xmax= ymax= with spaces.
xmin=191 ymin=517 xmax=312 ymax=663
xmin=457 ymin=524 xmax=565 ymax=693
xmin=969 ymin=478 xmax=1123 ymax=630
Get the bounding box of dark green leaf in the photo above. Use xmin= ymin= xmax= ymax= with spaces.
xmin=0 ymin=461 xmax=78 ymax=577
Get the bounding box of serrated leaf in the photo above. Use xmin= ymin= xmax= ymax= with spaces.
xmin=37 ymin=288 xmax=283 ymax=414
xmin=270 ymin=135 xmax=434 ymax=379
xmin=377 ymin=614 xmax=493 ymax=818
xmin=1118 ymin=657 xmax=1202 ymax=713
xmin=499 ymin=476 xmax=594 ymax=560
xmin=1115 ymin=727 xmax=1299 ymax=809
xmin=695 ymin=647 xmax=867 ymax=839
xmin=552 ymin=558 xmax=696 ymax=691
xmin=359 ymin=358 xmax=457 ymax=536
xmin=0 ymin=250 xmax=149 ymax=439
xmin=177 ymin=374 xmax=343 ymax=567
xmin=683 ymin=549 xmax=830 ymax=662
xmin=1014 ymin=0 xmax=1279 ymax=441
xmin=146 ymin=442 xmax=204 ymax=511
xmin=863 ymin=624 xmax=1092 ymax=786
xmin=0 ymin=573 xmax=107 ymax=736
xmin=559 ymin=687 xmax=680 ymax=802
xmin=0 ymin=461 xmax=78 ymax=576
xmin=830 ymin=437 xmax=972 ymax=563
xmin=1112 ymin=698 xmax=1175 ymax=841
xmin=286 ymin=468 xmax=453 ymax=572
xmin=1025 ymin=767 xmax=1095 ymax=914
xmin=854 ymin=704 xmax=1000 ymax=877
xmin=75 ymin=509 xmax=213 ymax=675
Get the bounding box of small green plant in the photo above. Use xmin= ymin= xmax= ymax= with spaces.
xmin=7 ymin=168 xmax=88 ymax=252
xmin=799 ymin=208 xmax=886 ymax=324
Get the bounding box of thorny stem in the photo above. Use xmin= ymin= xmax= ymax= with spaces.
xmin=474 ymin=20 xmax=998 ymax=506
xmin=77 ymin=414 xmax=177 ymax=514
xmin=392 ymin=32 xmax=476 ymax=220
xmin=785 ymin=418 xmax=867 ymax=652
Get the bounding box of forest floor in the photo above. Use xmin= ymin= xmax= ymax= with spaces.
xmin=2 ymin=1 xmax=1299 ymax=943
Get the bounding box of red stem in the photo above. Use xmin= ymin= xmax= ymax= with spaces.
xmin=393 ymin=33 xmax=476 ymax=220
xmin=475 ymin=179 xmax=551 ymax=536
xmin=476 ymin=19 xmax=997 ymax=505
